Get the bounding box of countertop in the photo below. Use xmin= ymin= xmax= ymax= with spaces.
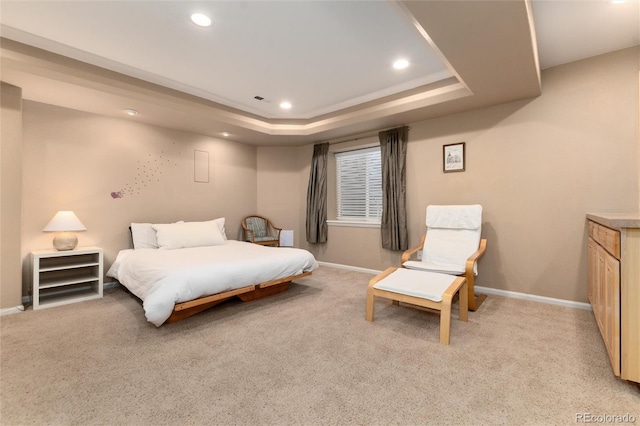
xmin=587 ymin=213 xmax=640 ymax=229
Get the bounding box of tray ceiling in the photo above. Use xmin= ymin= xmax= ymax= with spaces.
xmin=1 ymin=0 xmax=637 ymax=145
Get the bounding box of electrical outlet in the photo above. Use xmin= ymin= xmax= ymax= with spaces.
xmin=417 ymin=250 xmax=423 ymax=260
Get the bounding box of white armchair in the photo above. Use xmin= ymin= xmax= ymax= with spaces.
xmin=402 ymin=204 xmax=487 ymax=310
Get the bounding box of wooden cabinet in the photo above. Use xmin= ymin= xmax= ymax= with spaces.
xmin=31 ymin=246 xmax=103 ymax=310
xmin=587 ymin=215 xmax=640 ymax=384
xmin=588 ymin=238 xmax=620 ymax=375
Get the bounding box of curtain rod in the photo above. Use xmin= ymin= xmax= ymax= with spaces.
xmin=326 ymin=125 xmax=410 ymax=146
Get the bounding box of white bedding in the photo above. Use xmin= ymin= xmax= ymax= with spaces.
xmin=107 ymin=240 xmax=318 ymax=326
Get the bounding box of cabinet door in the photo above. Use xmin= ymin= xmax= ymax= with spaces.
xmin=587 ymin=238 xmax=598 ymax=305
xmin=603 ymin=249 xmax=621 ymax=376
xmin=596 ymin=246 xmax=607 ymax=333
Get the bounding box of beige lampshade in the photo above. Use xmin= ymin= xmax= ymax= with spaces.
xmin=43 ymin=211 xmax=86 ymax=251
xmin=43 ymin=211 xmax=87 ymax=232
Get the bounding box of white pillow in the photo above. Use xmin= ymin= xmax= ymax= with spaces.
xmin=212 ymin=217 xmax=227 ymax=240
xmin=130 ymin=223 xmax=158 ymax=249
xmin=153 ymin=221 xmax=225 ymax=249
xmin=131 ymin=221 xmax=186 ymax=249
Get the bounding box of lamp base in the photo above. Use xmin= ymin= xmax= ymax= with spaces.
xmin=53 ymin=232 xmax=78 ymax=251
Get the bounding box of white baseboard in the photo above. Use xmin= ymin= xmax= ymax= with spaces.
xmin=474 ymin=285 xmax=591 ymax=310
xmin=0 ymin=305 xmax=25 ymax=316
xmin=317 ymin=261 xmax=382 ymax=275
xmin=318 ymin=262 xmax=592 ymax=311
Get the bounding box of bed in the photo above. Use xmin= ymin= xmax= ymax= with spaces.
xmin=106 ymin=218 xmax=318 ymax=326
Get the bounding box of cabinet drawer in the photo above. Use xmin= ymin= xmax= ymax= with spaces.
xmin=589 ymin=221 xmax=620 ymax=259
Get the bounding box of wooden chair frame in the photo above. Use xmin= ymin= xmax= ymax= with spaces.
xmin=402 ymin=235 xmax=487 ymax=311
xmin=242 ymin=215 xmax=282 ymax=247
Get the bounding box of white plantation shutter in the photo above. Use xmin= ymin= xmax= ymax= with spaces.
xmin=336 ymin=147 xmax=382 ymax=222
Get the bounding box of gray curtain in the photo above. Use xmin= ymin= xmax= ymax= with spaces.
xmin=306 ymin=142 xmax=329 ymax=243
xmin=379 ymin=126 xmax=409 ymax=251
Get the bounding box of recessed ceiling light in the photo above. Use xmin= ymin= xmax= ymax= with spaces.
xmin=393 ymin=59 xmax=410 ymax=70
xmin=124 ymin=108 xmax=138 ymax=116
xmin=191 ymin=13 xmax=212 ymax=27
xmin=280 ymin=101 xmax=292 ymax=109
xmin=221 ymin=132 xmax=230 ymax=137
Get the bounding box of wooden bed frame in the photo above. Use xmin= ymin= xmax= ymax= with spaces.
xmin=166 ymin=271 xmax=312 ymax=324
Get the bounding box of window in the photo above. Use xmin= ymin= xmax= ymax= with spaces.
xmin=335 ymin=146 xmax=382 ymax=223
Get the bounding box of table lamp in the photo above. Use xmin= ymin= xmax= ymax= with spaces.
xmin=43 ymin=211 xmax=87 ymax=251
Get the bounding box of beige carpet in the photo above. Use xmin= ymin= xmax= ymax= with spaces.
xmin=1 ymin=266 xmax=638 ymax=425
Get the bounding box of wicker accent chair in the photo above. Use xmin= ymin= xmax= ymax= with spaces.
xmin=242 ymin=215 xmax=281 ymax=247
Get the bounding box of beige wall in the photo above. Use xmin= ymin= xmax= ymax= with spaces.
xmin=401 ymin=47 xmax=638 ymax=303
xmin=5 ymin=46 xmax=638 ymax=306
xmin=20 ymin=101 xmax=258 ymax=296
xmin=1 ymin=83 xmax=24 ymax=309
xmin=255 ymin=146 xmax=305 ymax=246
xmin=257 ymin=47 xmax=640 ymax=303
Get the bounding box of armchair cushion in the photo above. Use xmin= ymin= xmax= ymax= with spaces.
xmin=402 ymin=260 xmax=465 ymax=275
xmin=246 ymin=217 xmax=267 ymax=238
xmin=372 ymin=268 xmax=457 ymax=302
xmin=404 ymin=205 xmax=482 ymax=274
xmin=422 ymin=228 xmax=481 ymax=274
xmin=253 ymin=235 xmax=279 ymax=242
xmin=426 ymin=204 xmax=482 ymax=230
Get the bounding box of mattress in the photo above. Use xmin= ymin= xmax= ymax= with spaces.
xmin=107 ymin=240 xmax=318 ymax=326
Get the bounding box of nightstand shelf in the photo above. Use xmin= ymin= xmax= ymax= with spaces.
xmin=31 ymin=246 xmax=103 ymax=310
xmin=39 ymin=260 xmax=100 ymax=272
xmin=39 ymin=273 xmax=101 ymax=289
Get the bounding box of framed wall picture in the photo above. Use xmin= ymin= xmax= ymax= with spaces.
xmin=443 ymin=142 xmax=465 ymax=173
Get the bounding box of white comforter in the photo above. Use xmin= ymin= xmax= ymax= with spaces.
xmin=107 ymin=241 xmax=318 ymax=326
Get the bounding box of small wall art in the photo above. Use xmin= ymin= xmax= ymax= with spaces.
xmin=443 ymin=142 xmax=465 ymax=173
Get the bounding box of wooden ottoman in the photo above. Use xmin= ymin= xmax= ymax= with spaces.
xmin=365 ymin=267 xmax=468 ymax=344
